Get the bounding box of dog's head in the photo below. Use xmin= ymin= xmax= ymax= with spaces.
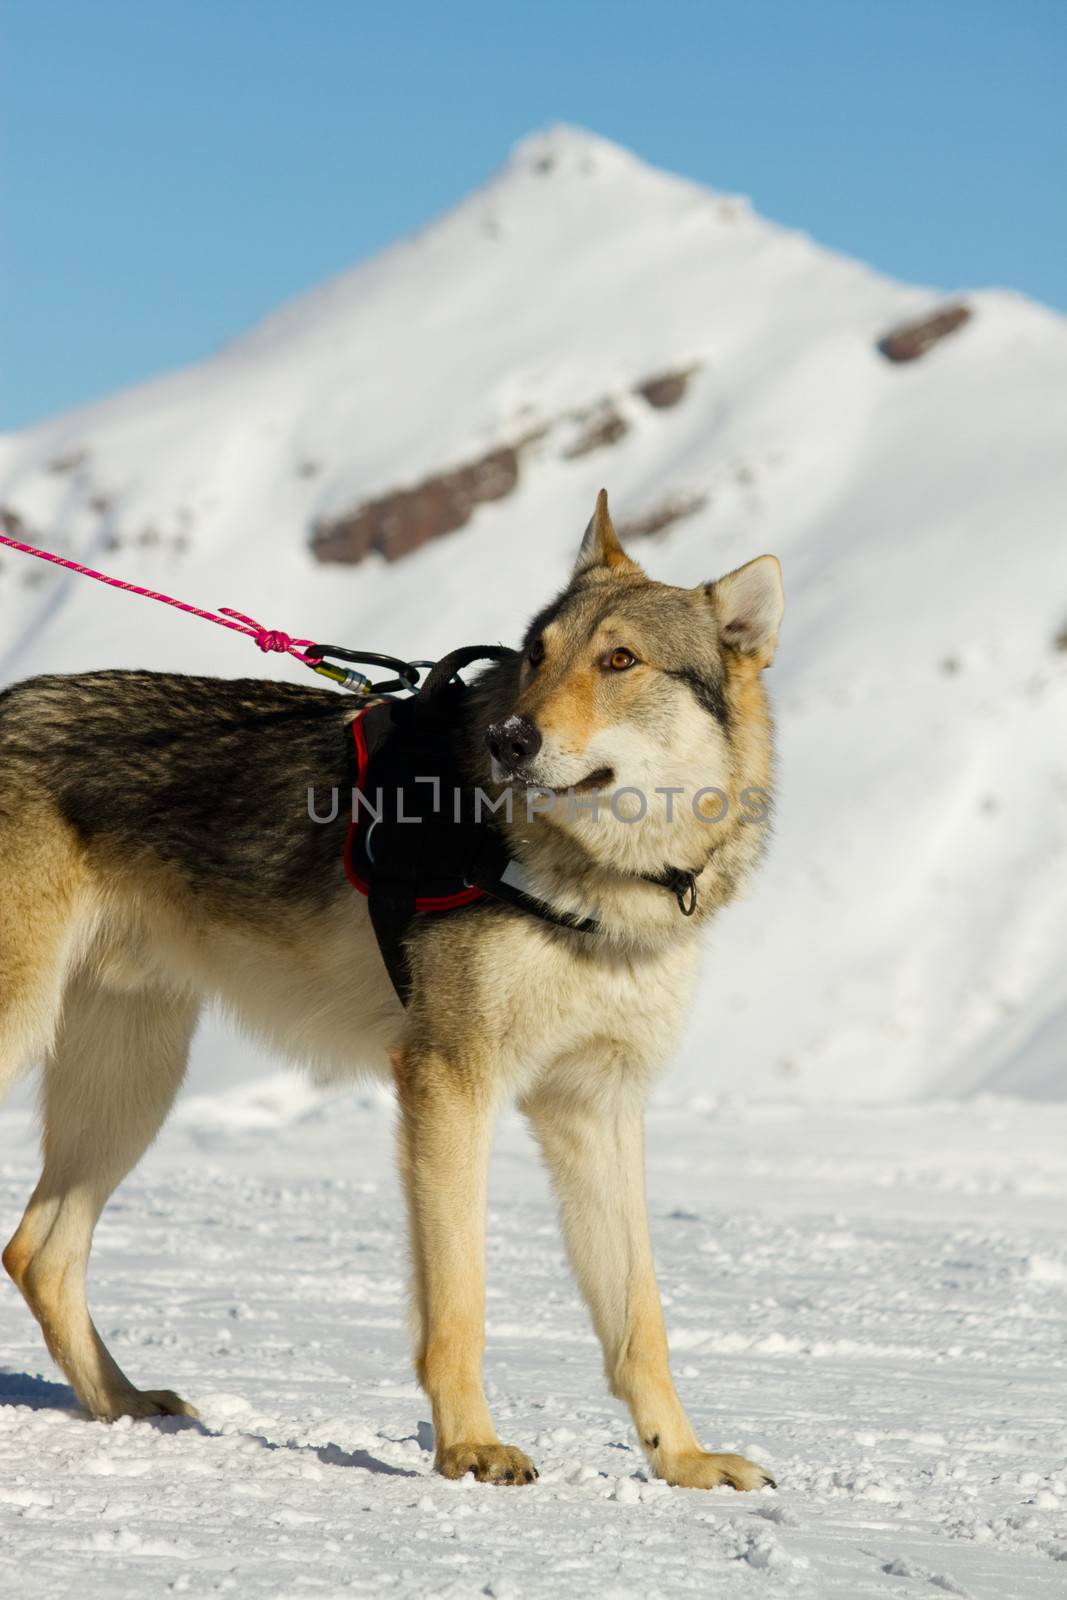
xmin=483 ymin=490 xmax=784 ymax=870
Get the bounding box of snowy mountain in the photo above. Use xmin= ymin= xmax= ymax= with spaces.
xmin=2 ymin=124 xmax=1065 ymax=1101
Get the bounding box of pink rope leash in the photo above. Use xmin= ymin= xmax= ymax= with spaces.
xmin=0 ymin=528 xmax=322 ymax=665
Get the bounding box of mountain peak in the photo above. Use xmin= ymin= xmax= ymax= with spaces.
xmin=504 ymin=123 xmax=645 ymax=180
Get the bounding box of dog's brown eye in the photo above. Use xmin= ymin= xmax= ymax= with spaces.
xmin=606 ymin=647 xmax=637 ymax=672
xmin=527 ymin=638 xmax=545 ymax=667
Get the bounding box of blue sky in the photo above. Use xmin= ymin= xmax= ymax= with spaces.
xmin=3 ymin=0 xmax=1064 ymax=430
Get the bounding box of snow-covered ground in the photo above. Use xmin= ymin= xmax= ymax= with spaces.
xmin=1 ymin=126 xmax=1066 ymax=1595
xmin=2 ymin=1068 xmax=1065 ymax=1597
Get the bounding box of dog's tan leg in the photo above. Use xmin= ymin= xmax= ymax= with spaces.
xmin=392 ymin=1047 xmax=537 ymax=1485
xmin=0 ymin=806 xmax=86 ymax=1103
xmin=524 ymin=1074 xmax=774 ymax=1491
xmin=3 ymin=973 xmax=200 ymax=1420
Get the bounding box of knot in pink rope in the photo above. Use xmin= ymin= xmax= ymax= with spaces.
xmin=255 ymin=627 xmax=295 ymax=654
xmin=218 ymin=609 xmax=320 ymax=663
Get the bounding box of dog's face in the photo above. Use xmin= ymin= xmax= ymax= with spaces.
xmin=484 ymin=490 xmax=784 ymax=864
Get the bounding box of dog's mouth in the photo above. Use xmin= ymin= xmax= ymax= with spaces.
xmin=546 ymin=766 xmax=615 ymax=796
xmin=492 ymin=752 xmax=617 ymax=796
xmin=493 ymin=759 xmax=615 ymax=794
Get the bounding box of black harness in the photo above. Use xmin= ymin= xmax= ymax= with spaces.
xmin=339 ymin=644 xmax=701 ymax=1003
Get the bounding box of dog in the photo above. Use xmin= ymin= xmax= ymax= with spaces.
xmin=0 ymin=490 xmax=783 ymax=1490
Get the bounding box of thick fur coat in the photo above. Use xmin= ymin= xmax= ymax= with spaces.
xmin=0 ymin=492 xmax=783 ymax=1490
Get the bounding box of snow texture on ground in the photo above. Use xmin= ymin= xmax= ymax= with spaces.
xmin=1 ymin=1076 xmax=1065 ymax=1598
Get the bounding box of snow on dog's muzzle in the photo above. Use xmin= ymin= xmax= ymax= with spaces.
xmin=485 ymin=715 xmax=542 ymax=777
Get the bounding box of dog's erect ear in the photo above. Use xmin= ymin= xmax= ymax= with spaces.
xmin=573 ymin=489 xmax=639 ymax=577
xmin=708 ymin=555 xmax=784 ymax=665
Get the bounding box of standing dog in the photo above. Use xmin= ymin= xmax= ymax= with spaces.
xmin=0 ymin=491 xmax=783 ymax=1489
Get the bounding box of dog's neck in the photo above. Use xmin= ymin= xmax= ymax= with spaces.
xmin=493 ymin=797 xmax=766 ymax=948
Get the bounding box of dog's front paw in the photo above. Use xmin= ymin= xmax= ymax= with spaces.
xmin=659 ymin=1450 xmax=775 ymax=1491
xmin=93 ymin=1387 xmax=200 ymax=1422
xmin=436 ymin=1441 xmax=538 ymax=1484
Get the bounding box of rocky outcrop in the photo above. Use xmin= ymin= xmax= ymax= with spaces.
xmin=312 ymin=362 xmax=700 ymax=565
xmin=311 ymin=444 xmax=520 ymax=564
xmin=877 ymin=304 xmax=972 ymax=363
xmin=618 ymin=493 xmax=706 ymax=541
xmin=634 ymin=366 xmax=697 ymax=408
xmin=561 ymin=403 xmax=629 ymax=459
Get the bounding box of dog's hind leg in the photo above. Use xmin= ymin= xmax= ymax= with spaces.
xmin=3 ymin=971 xmax=201 ymax=1419
xmin=0 ymin=803 xmax=88 ymax=1103
xmin=523 ymin=1061 xmax=775 ymax=1492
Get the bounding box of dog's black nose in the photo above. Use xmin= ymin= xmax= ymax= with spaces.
xmin=486 ymin=716 xmax=542 ymax=769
